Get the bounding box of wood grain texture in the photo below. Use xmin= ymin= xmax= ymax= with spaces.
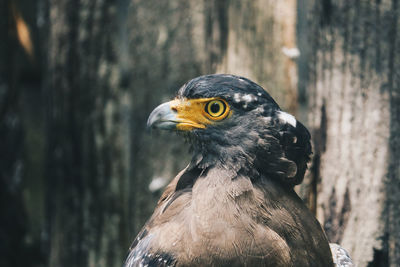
xmin=45 ymin=1 xmax=128 ymax=266
xmin=302 ymin=1 xmax=400 ymax=266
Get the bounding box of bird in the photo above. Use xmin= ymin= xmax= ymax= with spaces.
xmin=124 ymin=74 xmax=335 ymax=267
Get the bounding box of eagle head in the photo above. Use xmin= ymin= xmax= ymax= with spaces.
xmin=147 ymin=74 xmax=311 ymax=186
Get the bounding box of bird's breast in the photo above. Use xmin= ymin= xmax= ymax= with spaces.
xmin=147 ymin=170 xmax=292 ymax=266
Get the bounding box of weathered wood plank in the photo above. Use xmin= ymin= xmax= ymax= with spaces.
xmin=304 ymin=1 xmax=400 ymax=266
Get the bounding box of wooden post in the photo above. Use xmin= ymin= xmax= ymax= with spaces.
xmin=304 ymin=1 xmax=400 ymax=266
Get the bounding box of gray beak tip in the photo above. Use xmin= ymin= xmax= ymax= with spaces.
xmin=146 ymin=101 xmax=178 ymax=131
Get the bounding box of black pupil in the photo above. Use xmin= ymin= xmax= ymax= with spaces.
xmin=210 ymin=102 xmax=221 ymax=114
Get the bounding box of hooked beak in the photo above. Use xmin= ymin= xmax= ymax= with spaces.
xmin=147 ymin=101 xmax=179 ymax=130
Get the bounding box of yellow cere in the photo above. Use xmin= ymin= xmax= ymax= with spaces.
xmin=170 ymin=97 xmax=231 ymax=131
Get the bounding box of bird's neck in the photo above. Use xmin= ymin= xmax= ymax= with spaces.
xmin=190 ymin=142 xmax=299 ymax=188
xmin=190 ymin=144 xmax=258 ymax=176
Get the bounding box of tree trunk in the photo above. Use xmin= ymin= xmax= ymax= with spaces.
xmin=303 ymin=1 xmax=400 ymax=266
xmin=44 ymin=1 xmax=129 ymax=266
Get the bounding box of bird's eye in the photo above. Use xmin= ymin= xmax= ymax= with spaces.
xmin=205 ymin=100 xmax=227 ymax=119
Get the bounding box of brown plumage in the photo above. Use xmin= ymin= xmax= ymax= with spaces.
xmin=125 ymin=75 xmax=334 ymax=267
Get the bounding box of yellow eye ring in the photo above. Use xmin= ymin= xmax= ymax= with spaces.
xmin=205 ymin=99 xmax=228 ymax=119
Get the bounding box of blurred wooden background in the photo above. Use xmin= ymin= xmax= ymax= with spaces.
xmin=1 ymin=0 xmax=399 ymax=266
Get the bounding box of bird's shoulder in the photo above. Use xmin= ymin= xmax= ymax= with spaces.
xmin=124 ymin=167 xmax=194 ymax=267
xmin=251 ymin=180 xmax=334 ymax=267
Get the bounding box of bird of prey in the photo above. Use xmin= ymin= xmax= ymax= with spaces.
xmin=125 ymin=74 xmax=335 ymax=267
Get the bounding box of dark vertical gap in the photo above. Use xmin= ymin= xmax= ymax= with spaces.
xmin=375 ymin=0 xmax=382 ymax=73
xmin=309 ymin=103 xmax=327 ymax=214
xmin=321 ymin=0 xmax=332 ymax=25
xmin=387 ymin=0 xmax=400 ymax=266
xmin=309 ymin=153 xmax=319 ymax=214
xmin=216 ymin=0 xmax=229 ymax=55
xmin=327 ymin=0 xmax=335 ymax=97
xmin=359 ymin=1 xmax=369 ymax=89
xmin=296 ymin=0 xmax=308 ymax=118
xmin=69 ymin=0 xmax=86 ymax=264
xmin=204 ymin=0 xmax=214 ymax=72
xmin=341 ymin=1 xmax=350 ymax=73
